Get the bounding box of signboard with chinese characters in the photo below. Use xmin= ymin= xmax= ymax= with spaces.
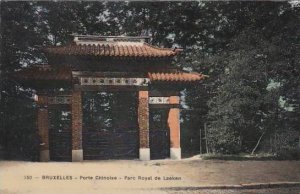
xmin=149 ymin=97 xmax=170 ymax=104
xmin=79 ymin=77 xmax=149 ymax=86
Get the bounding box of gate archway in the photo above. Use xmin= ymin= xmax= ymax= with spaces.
xmin=82 ymin=91 xmax=139 ymax=160
xmin=149 ymin=108 xmax=170 ymax=159
xmin=48 ymin=108 xmax=72 ymax=161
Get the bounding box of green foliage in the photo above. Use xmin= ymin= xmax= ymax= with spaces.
xmin=277 ymin=148 xmax=300 ymax=160
xmin=1 ymin=2 xmax=45 ymax=160
xmin=0 ymin=1 xmax=299 ymax=159
xmin=202 ymin=3 xmax=298 ymax=154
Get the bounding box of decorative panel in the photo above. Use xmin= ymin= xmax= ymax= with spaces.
xmin=48 ymin=96 xmax=71 ymax=105
xmin=149 ymin=97 xmax=170 ymax=104
xmin=79 ymin=77 xmax=149 ymax=86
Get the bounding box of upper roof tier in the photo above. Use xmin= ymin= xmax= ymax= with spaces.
xmin=44 ymin=35 xmax=182 ymax=58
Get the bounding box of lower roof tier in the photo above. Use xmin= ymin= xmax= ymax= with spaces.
xmin=12 ymin=65 xmax=207 ymax=84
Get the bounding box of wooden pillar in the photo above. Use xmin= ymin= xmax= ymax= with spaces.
xmin=138 ymin=90 xmax=150 ymax=160
xmin=71 ymin=91 xmax=83 ymax=162
xmin=37 ymin=96 xmax=50 ymax=162
xmin=168 ymin=96 xmax=181 ymax=159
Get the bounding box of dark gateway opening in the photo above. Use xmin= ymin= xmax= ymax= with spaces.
xmin=149 ymin=109 xmax=170 ymax=159
xmin=49 ymin=108 xmax=72 ymax=161
xmin=82 ymin=92 xmax=139 ymax=160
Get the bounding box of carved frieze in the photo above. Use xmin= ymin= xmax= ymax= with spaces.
xmin=79 ymin=77 xmax=149 ymax=86
xmin=149 ymin=97 xmax=170 ymax=104
xmin=48 ymin=96 xmax=71 ymax=105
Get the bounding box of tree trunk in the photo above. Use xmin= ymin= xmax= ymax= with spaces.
xmin=251 ymin=132 xmax=265 ymax=155
xmin=270 ymin=136 xmax=273 ymax=153
xmin=204 ymin=123 xmax=209 ymax=154
xmin=199 ymin=127 xmax=202 ymax=154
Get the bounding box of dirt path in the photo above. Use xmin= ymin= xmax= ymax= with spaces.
xmin=161 ymin=159 xmax=300 ymax=185
xmin=0 ymin=159 xmax=300 ymax=194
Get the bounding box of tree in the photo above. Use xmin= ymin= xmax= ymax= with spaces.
xmin=202 ymin=2 xmax=299 ymax=154
xmin=1 ymin=1 xmax=299 ymax=159
xmin=0 ymin=2 xmax=47 ymax=159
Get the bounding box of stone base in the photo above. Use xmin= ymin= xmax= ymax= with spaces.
xmin=72 ymin=149 xmax=83 ymax=162
xmin=139 ymin=148 xmax=150 ymax=161
xmin=170 ymin=148 xmax=181 ymax=160
xmin=40 ymin=150 xmax=50 ymax=162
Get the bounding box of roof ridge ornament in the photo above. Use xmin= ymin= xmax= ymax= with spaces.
xmin=72 ymin=34 xmax=151 ymax=44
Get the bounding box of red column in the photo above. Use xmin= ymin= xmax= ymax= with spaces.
xmin=138 ymin=91 xmax=150 ymax=160
xmin=37 ymin=96 xmax=50 ymax=162
xmin=168 ymin=96 xmax=181 ymax=159
xmin=71 ymin=91 xmax=83 ymax=161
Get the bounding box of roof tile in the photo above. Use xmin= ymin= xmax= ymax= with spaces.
xmin=148 ymin=72 xmax=206 ymax=82
xmin=13 ymin=66 xmax=206 ymax=83
xmin=44 ymin=43 xmax=179 ymax=58
xmin=12 ymin=66 xmax=72 ymax=81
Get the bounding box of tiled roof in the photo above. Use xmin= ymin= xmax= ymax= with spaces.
xmin=12 ymin=65 xmax=72 ymax=81
xmin=148 ymin=72 xmax=205 ymax=82
xmin=44 ymin=43 xmax=181 ymax=58
xmin=13 ymin=66 xmax=205 ymax=83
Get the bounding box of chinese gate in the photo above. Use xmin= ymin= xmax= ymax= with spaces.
xmin=13 ymin=35 xmax=206 ymax=162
